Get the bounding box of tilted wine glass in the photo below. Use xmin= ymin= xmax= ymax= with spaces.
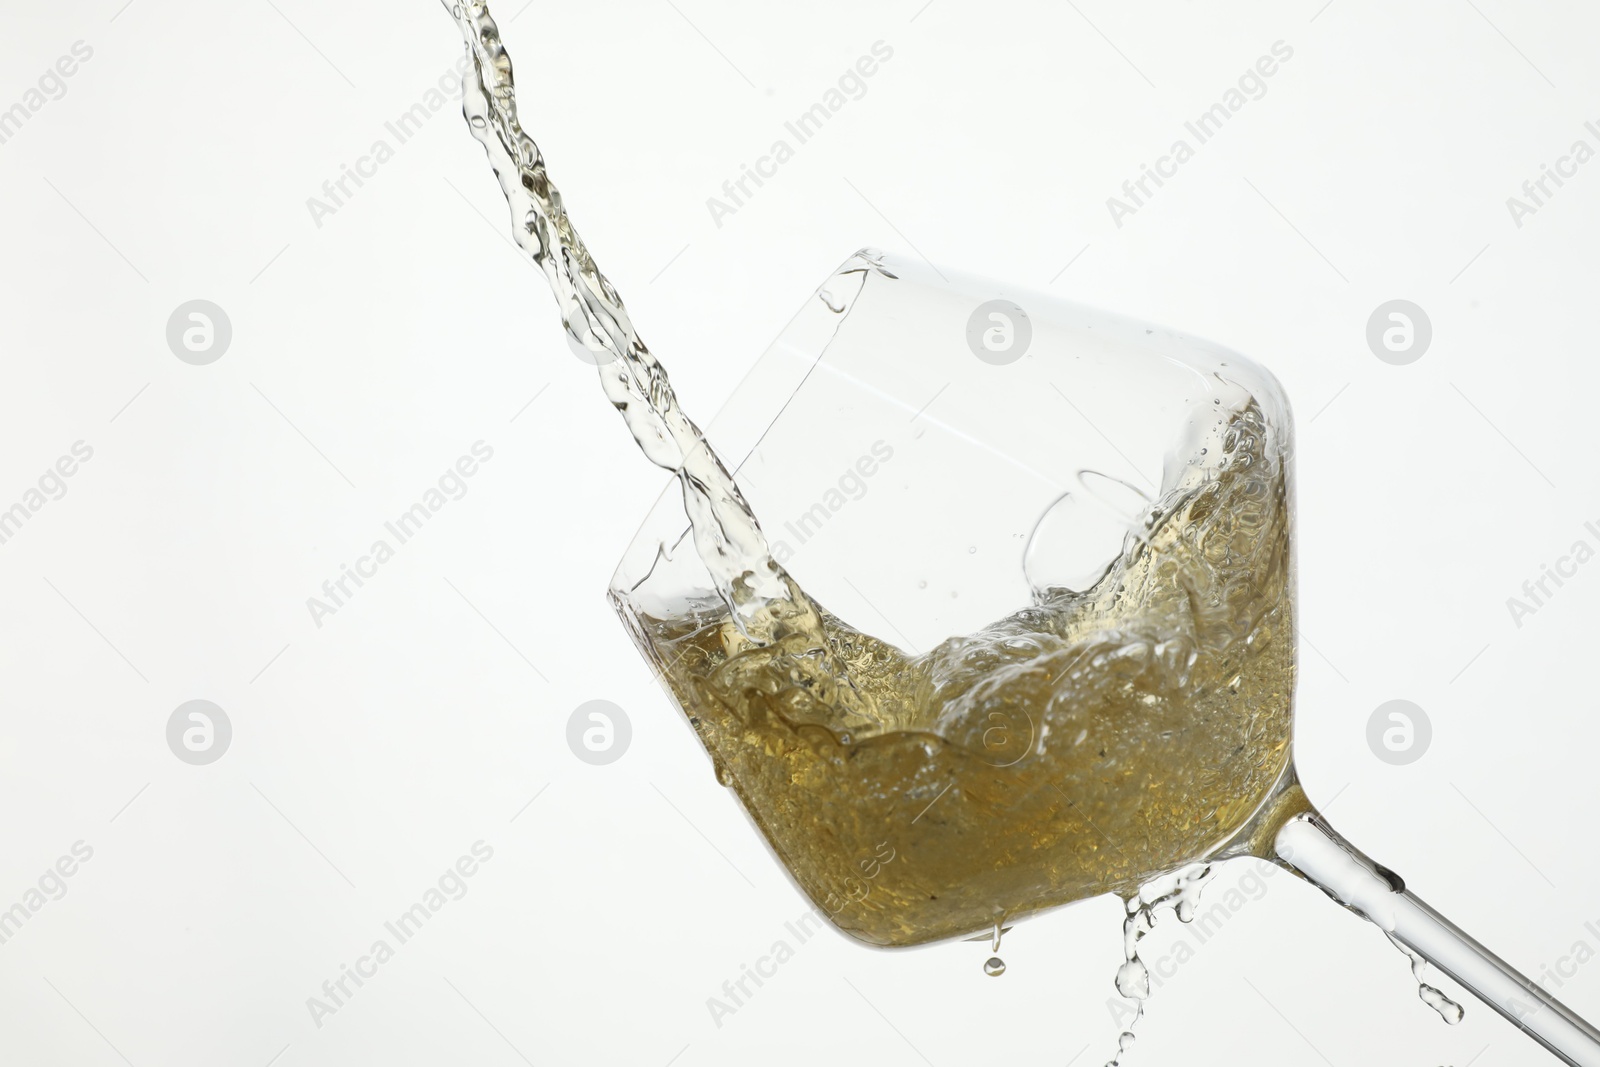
xmin=608 ymin=251 xmax=1600 ymax=1066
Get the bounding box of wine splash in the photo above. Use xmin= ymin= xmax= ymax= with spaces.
xmin=439 ymin=0 xmax=828 ymax=651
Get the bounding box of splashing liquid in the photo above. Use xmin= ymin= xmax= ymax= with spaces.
xmin=438 ymin=1 xmax=834 ymax=655
xmin=619 ymin=397 xmax=1300 ymax=948
xmin=441 ymin=0 xmax=1300 ymax=946
xmin=1389 ymin=933 xmax=1466 ymax=1025
xmin=436 ymin=0 xmax=1447 ymax=1059
xmin=1106 ymin=864 xmax=1216 ymax=1065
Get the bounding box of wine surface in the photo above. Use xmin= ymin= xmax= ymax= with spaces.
xmin=629 ymin=402 xmax=1297 ymax=945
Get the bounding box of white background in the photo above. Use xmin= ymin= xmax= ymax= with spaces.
xmin=1 ymin=1 xmax=1597 ymax=1065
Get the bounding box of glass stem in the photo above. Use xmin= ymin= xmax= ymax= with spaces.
xmin=1273 ymin=812 xmax=1600 ymax=1067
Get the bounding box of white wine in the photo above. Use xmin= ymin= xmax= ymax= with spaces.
xmin=624 ymin=401 xmax=1302 ymax=946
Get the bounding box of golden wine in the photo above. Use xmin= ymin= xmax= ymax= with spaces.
xmin=623 ymin=403 xmax=1302 ymax=946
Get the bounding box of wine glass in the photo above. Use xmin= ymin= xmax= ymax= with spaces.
xmin=609 ymin=249 xmax=1600 ymax=1066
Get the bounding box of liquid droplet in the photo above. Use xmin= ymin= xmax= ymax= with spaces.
xmin=818 ymin=288 xmax=845 ymax=313
xmin=1420 ymin=984 xmax=1465 ymax=1025
xmin=1103 ymin=1030 xmax=1137 ymax=1067
xmin=1387 ymin=935 xmax=1465 ymax=1025
xmin=964 ymin=921 xmax=1011 ymax=951
xmin=1114 ymin=958 xmax=1149 ymax=999
xmin=1106 ymin=865 xmax=1215 ymax=1065
xmin=984 ymin=956 xmax=1006 ymax=977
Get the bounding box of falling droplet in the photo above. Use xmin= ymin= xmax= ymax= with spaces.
xmin=1387 ymin=935 xmax=1465 ymax=1025
xmin=984 ymin=957 xmax=1006 ymax=977
xmin=1105 ymin=865 xmax=1215 ymax=1065
xmin=1104 ymin=1031 xmax=1137 ymax=1067
xmin=1115 ymin=958 xmax=1150 ymax=999
xmin=1421 ymin=984 xmax=1465 ymax=1025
